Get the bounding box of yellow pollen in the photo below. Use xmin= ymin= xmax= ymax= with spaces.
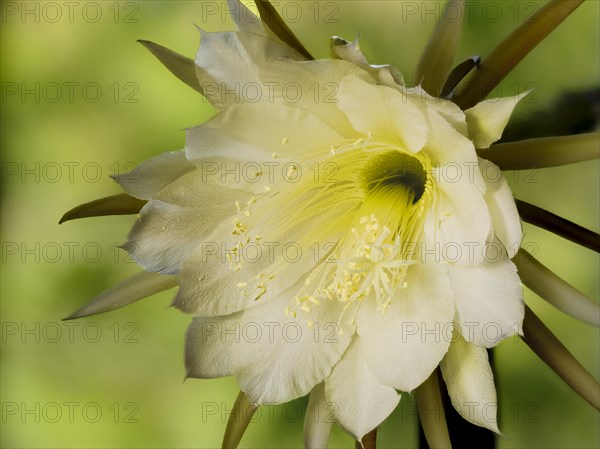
xmin=286 ymin=165 xmax=297 ymax=178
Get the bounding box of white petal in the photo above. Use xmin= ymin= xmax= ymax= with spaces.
xmin=465 ymin=92 xmax=529 ymax=149
xmin=123 ymin=171 xmax=250 ymax=274
xmin=439 ymin=335 xmax=500 ymax=432
xmin=304 ymin=383 xmax=333 ymax=449
xmin=112 ymin=150 xmax=194 ymax=200
xmin=172 ymin=216 xmax=324 ymax=316
xmin=422 ymin=109 xmax=491 ymax=264
xmin=234 ymin=290 xmax=353 ymax=404
xmin=172 ymin=187 xmax=354 ymax=316
xmin=357 ymin=264 xmax=454 ymax=392
xmin=450 ymin=256 xmax=524 ymax=348
xmin=186 ymin=101 xmax=343 ymax=179
xmin=479 ymin=158 xmax=522 ymax=257
xmin=195 ymin=29 xmax=301 ymax=107
xmin=425 ymin=177 xmax=491 ymax=265
xmin=259 ymin=59 xmax=374 ymax=136
xmin=337 ymin=76 xmax=428 ymax=152
xmin=423 ymin=105 xmax=476 ymax=167
xmin=330 ymin=36 xmax=404 ymax=88
xmin=330 ymin=36 xmax=369 ymax=65
xmin=325 ymin=338 xmax=400 ymax=440
xmin=185 ymin=314 xmax=236 ymax=378
xmin=226 ymin=0 xmax=264 ymax=35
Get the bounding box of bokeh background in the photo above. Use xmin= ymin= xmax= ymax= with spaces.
xmin=1 ymin=1 xmax=598 ymax=448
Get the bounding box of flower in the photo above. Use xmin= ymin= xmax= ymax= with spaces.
xmin=62 ymin=1 xmax=599 ymax=448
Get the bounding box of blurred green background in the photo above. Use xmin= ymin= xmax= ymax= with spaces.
xmin=1 ymin=1 xmax=598 ymax=448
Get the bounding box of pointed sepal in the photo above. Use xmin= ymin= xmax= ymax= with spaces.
xmin=454 ymin=0 xmax=584 ymax=109
xmin=480 ymin=133 xmax=600 ymax=170
xmin=59 ymin=193 xmax=147 ymax=224
xmin=521 ymin=305 xmax=600 ymax=409
xmin=514 ymin=249 xmax=600 ymax=327
xmin=254 ymin=0 xmax=313 ymax=59
xmin=414 ymin=0 xmax=466 ymax=96
xmin=65 ymin=271 xmax=177 ymax=320
xmin=138 ymin=40 xmax=204 ymax=94
xmin=222 ymin=391 xmax=258 ymax=449
xmin=515 ymin=199 xmax=600 ymax=252
xmin=414 ymin=370 xmax=453 ymax=449
xmin=304 ymin=383 xmax=333 ymax=449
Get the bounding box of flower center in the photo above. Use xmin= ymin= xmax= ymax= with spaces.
xmin=360 ymin=150 xmax=427 ymax=204
xmin=293 ymin=146 xmax=434 ymax=324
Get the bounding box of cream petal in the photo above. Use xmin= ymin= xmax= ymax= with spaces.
xmin=357 ymin=264 xmax=454 ymax=392
xmin=325 ymin=338 xmax=400 ymax=441
xmin=124 ymin=200 xmax=239 ymax=276
xmin=226 ymin=0 xmax=265 ymax=35
xmin=465 ymin=92 xmax=529 ymax=149
xmin=303 ymin=383 xmax=333 ymax=449
xmin=422 ymin=105 xmax=476 ymax=167
xmin=259 ymin=59 xmax=374 ymax=136
xmin=195 ymin=29 xmax=301 ymax=107
xmin=329 ymin=36 xmax=369 ymax=65
xmin=185 ymin=314 xmax=237 ymax=378
xmin=171 ymin=204 xmax=341 ymax=316
xmin=411 ymin=86 xmax=468 ymax=137
xmin=337 ymin=76 xmax=428 ymax=153
xmin=479 ymin=158 xmax=522 ymax=257
xmin=172 ymin=174 xmax=357 ymax=315
xmin=439 ymin=335 xmax=500 ymax=432
xmin=330 ymin=36 xmax=404 ymax=88
xmin=124 ymin=169 xmax=250 ymax=274
xmin=450 ymin=256 xmax=524 ymax=348
xmin=421 ymin=109 xmax=491 ymax=264
xmin=186 ymin=101 xmax=343 ymax=168
xmin=153 ymin=168 xmax=251 ymax=208
xmin=233 ymin=290 xmax=353 ymax=404
xmin=423 ymin=172 xmax=491 ymax=265
xmin=112 ymin=150 xmax=194 ymax=200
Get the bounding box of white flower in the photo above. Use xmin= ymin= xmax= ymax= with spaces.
xmin=105 ymin=2 xmax=527 ymax=441
xmin=61 ymin=1 xmax=600 ymax=447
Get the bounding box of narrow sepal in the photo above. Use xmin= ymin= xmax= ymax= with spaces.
xmin=479 ymin=133 xmax=600 ymax=170
xmin=254 ymin=0 xmax=313 ymax=60
xmin=415 ymin=370 xmax=453 ymax=449
xmin=59 ymin=193 xmax=147 ymax=224
xmin=521 ymin=305 xmax=600 ymax=409
xmin=303 ymin=383 xmax=333 ymax=449
xmin=138 ymin=40 xmax=204 ymax=94
xmin=515 ymin=199 xmax=600 ymax=252
xmin=414 ymin=0 xmax=466 ymax=96
xmin=453 ymin=0 xmax=584 ymax=109
xmin=222 ymin=391 xmax=257 ymax=449
xmin=514 ymin=249 xmax=600 ymax=327
xmin=64 ymin=271 xmax=177 ymax=320
xmin=441 ymin=56 xmax=480 ymax=99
